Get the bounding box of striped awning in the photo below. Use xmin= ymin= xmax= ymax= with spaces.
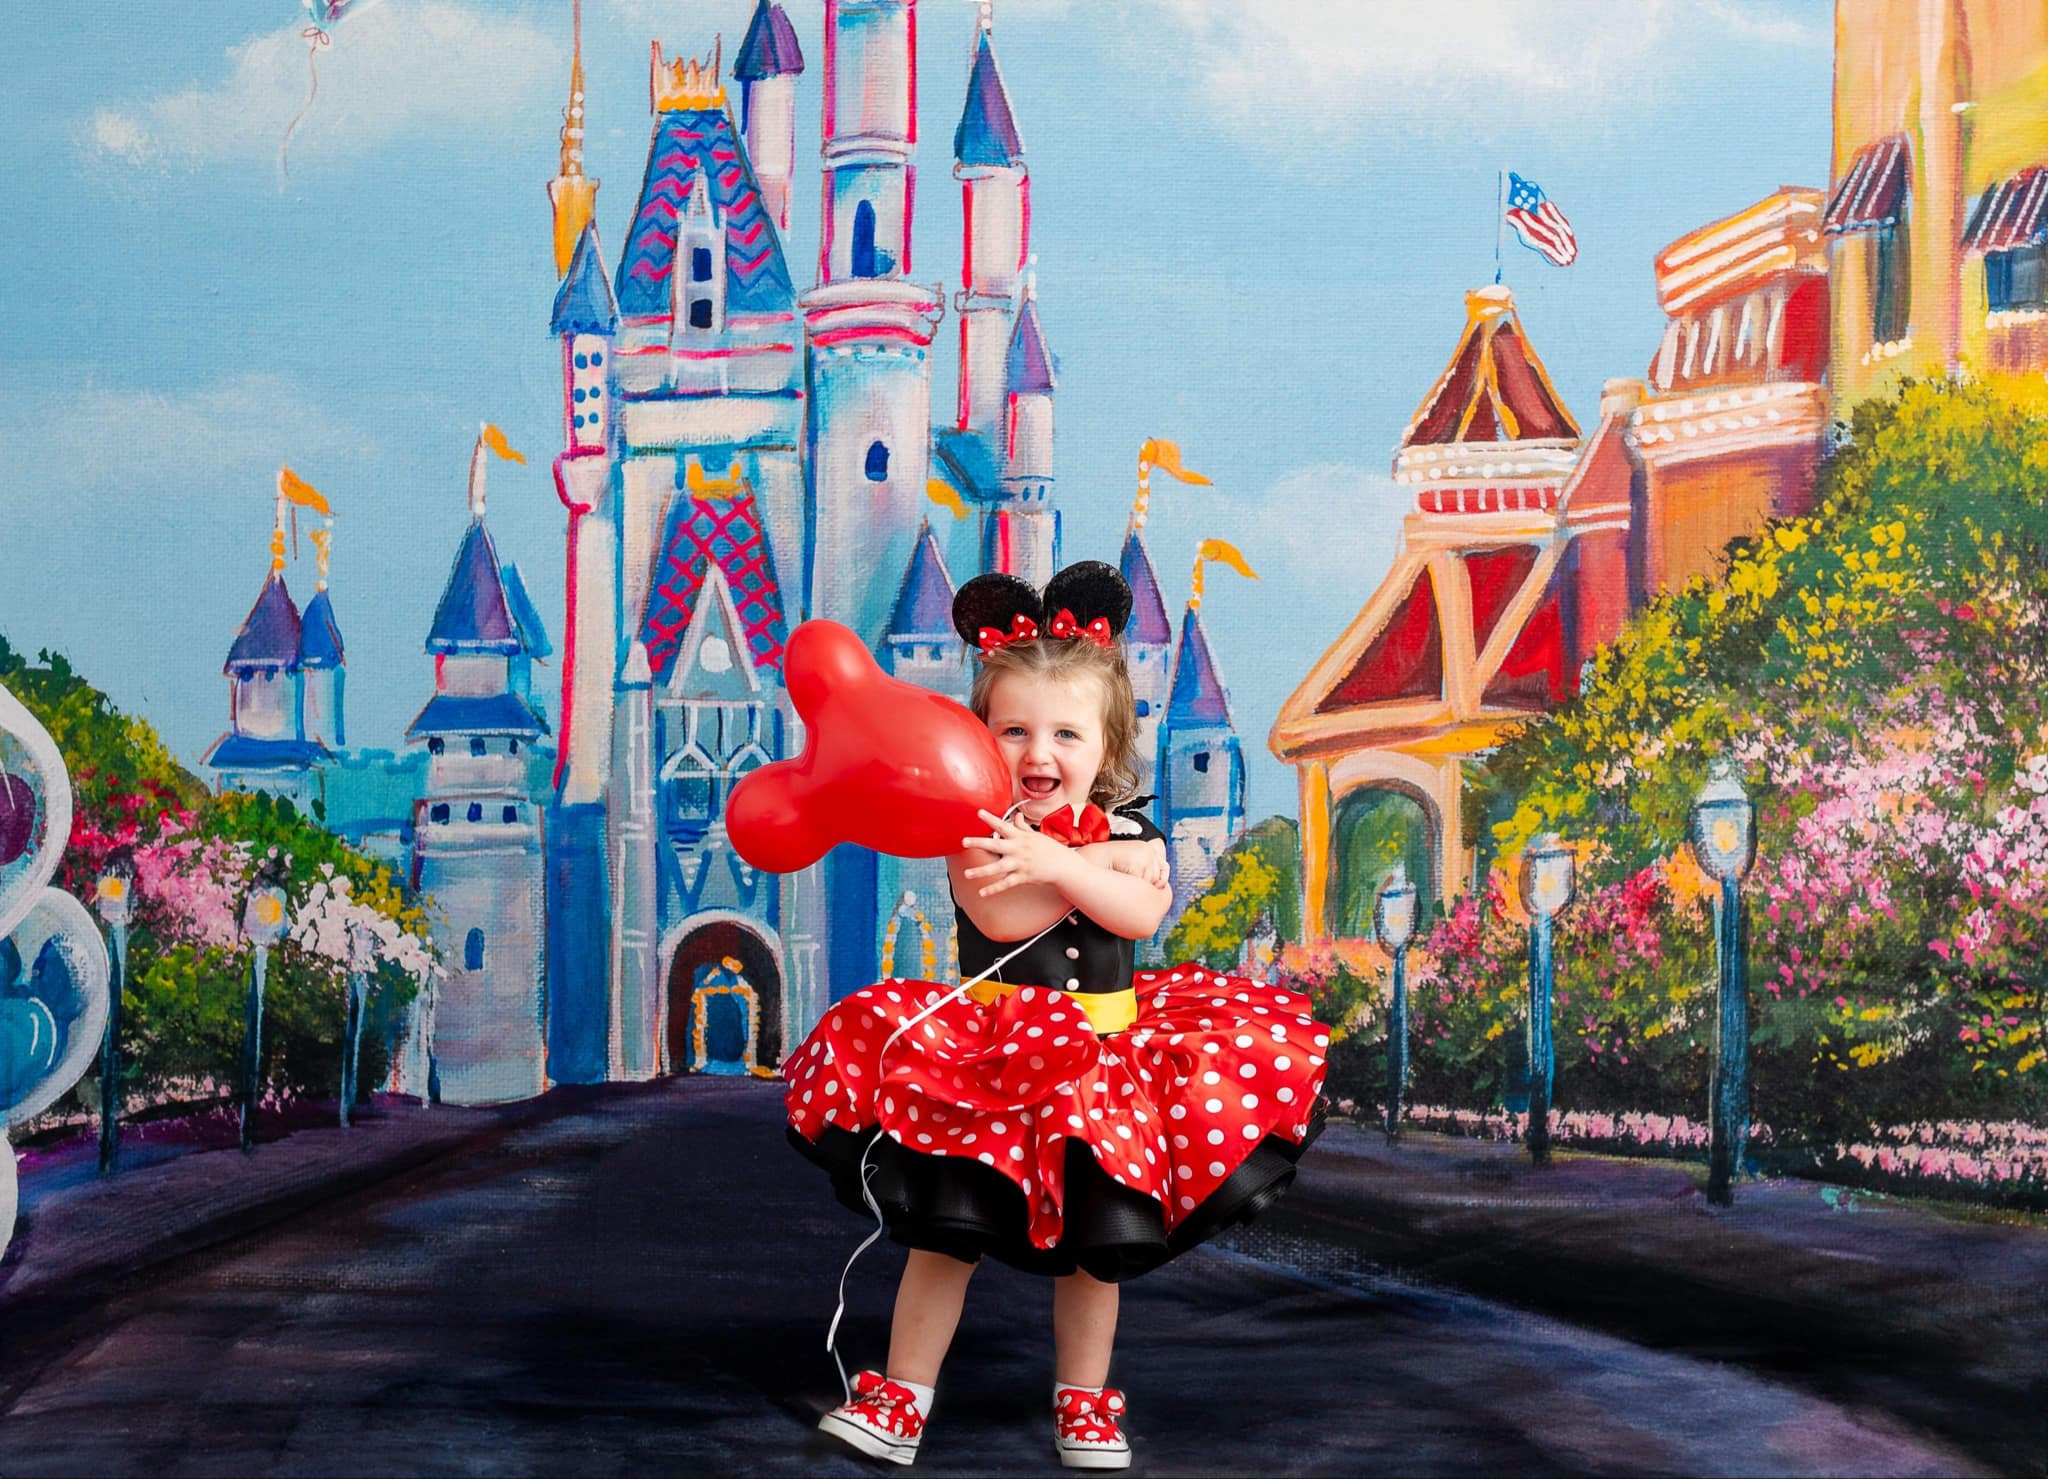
xmin=1963 ymin=168 xmax=2048 ymax=256
xmin=1824 ymin=135 xmax=1910 ymax=235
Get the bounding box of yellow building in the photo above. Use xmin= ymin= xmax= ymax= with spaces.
xmin=1828 ymin=0 xmax=2048 ymax=408
xmin=1623 ymin=189 xmax=1834 ymax=597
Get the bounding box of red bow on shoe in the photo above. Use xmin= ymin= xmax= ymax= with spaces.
xmin=1055 ymin=1385 xmax=1127 ymax=1442
xmin=851 ymin=1370 xmax=927 ymax=1438
xmin=1035 ymin=802 xmax=1112 ymax=847
xmin=1046 ymin=608 xmax=1116 ymax=649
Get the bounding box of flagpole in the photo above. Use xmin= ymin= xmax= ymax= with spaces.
xmin=1495 ymin=166 xmax=1508 ymax=285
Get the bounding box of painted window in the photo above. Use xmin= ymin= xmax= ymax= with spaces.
xmin=428 ymin=737 xmax=444 ymax=755
xmin=502 ymin=804 xmax=518 ymax=824
xmin=689 ymin=297 xmax=714 ymax=330
xmin=1193 ymin=752 xmax=1210 ymax=773
xmin=430 ymin=803 xmax=450 ymax=823
xmin=852 ymin=200 xmax=879 ymax=279
xmin=470 ymin=737 xmax=487 ymax=756
xmin=465 ymin=929 xmax=485 ymax=971
xmin=467 ymin=802 xmax=483 ymax=822
xmin=1134 ymin=699 xmax=1150 ymax=718
xmin=691 ymin=246 xmax=714 ymax=283
xmin=509 ymin=738 xmax=519 ymax=753
xmin=1871 ymin=224 xmax=1911 ymax=344
xmin=864 ymin=441 xmax=890 ymax=482
xmin=1988 ymin=244 xmax=2047 ymax=313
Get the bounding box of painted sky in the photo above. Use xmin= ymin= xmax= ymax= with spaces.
xmin=0 ymin=0 xmax=1833 ymax=821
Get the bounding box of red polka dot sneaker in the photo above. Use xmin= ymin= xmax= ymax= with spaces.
xmin=1053 ymin=1383 xmax=1131 ymax=1469
xmin=818 ymin=1370 xmax=930 ymax=1466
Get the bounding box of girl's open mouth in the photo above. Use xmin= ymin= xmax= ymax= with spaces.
xmin=1021 ymin=775 xmax=1060 ymax=797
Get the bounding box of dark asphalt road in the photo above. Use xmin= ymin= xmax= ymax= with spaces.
xmin=0 ymin=1078 xmax=1985 ymax=1476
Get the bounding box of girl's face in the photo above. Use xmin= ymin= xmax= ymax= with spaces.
xmin=983 ymin=670 xmax=1108 ymax=824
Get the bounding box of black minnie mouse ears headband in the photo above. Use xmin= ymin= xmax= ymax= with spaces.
xmin=952 ymin=561 xmax=1134 ymax=658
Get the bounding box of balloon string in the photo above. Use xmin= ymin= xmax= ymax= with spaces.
xmin=278 ymin=27 xmax=330 ymax=187
xmin=825 ymin=871 xmax=1063 ymax=1404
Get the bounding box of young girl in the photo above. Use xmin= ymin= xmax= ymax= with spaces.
xmin=783 ymin=561 xmax=1331 ymax=1469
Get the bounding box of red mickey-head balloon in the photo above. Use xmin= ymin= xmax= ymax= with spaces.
xmin=726 ymin=621 xmax=1012 ymax=872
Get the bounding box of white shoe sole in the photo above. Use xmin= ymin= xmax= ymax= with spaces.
xmin=1056 ymin=1438 xmax=1132 ymax=1470
xmin=818 ymin=1409 xmax=920 ymax=1466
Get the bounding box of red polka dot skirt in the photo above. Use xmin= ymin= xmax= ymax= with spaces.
xmin=784 ymin=964 xmax=1331 ymax=1274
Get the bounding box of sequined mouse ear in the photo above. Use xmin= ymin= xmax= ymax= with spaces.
xmin=1041 ymin=561 xmax=1132 ymax=644
xmin=954 ymin=573 xmax=1045 ymax=656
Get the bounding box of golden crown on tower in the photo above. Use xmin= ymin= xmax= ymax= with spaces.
xmin=651 ymin=38 xmax=726 ymax=112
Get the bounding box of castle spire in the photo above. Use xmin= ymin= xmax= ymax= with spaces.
xmin=549 ymin=0 xmax=599 ymax=276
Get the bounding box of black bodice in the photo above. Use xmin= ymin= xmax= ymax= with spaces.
xmin=952 ymin=808 xmax=1164 ymax=994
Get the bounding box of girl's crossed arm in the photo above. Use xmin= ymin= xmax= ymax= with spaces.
xmin=951 ymin=809 xmax=1172 ymax=943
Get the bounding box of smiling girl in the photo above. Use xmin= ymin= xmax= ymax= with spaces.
xmin=784 ymin=562 xmax=1331 ymax=1469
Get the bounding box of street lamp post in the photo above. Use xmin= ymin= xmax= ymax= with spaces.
xmin=1375 ymin=866 xmax=1419 ymax=1140
xmin=93 ymin=847 xmax=136 ymax=1175
xmin=1520 ymin=834 xmax=1576 ymax=1167
xmin=1689 ymin=758 xmax=1758 ymax=1206
xmin=340 ymin=922 xmax=371 ymax=1128
xmin=240 ymin=865 xmax=291 ymax=1154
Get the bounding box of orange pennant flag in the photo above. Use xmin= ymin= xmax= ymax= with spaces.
xmin=277 ymin=465 xmax=330 ymax=515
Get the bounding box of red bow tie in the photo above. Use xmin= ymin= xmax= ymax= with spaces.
xmin=1035 ymin=803 xmax=1112 ymax=847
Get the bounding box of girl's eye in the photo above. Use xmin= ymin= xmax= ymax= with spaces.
xmin=1003 ymin=726 xmax=1026 ymax=737
xmin=1057 ymin=729 xmax=1080 ymax=740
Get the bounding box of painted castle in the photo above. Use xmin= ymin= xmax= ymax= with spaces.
xmin=202 ymin=0 xmax=1249 ymax=1103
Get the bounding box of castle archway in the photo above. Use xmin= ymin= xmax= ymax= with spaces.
xmin=663 ymin=918 xmax=782 ymax=1075
xmin=1325 ymin=782 xmax=1441 ymax=942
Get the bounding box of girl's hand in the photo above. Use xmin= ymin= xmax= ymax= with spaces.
xmin=1107 ymin=853 xmax=1171 ymax=890
xmin=960 ymin=809 xmax=1080 ymax=897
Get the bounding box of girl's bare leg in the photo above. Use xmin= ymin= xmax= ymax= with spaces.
xmin=1052 ymin=1269 xmax=1119 ymax=1388
xmin=886 ymin=1249 xmax=977 ymax=1385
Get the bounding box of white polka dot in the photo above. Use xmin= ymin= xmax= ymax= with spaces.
xmin=1241 ymin=1093 xmax=1259 ymax=1109
xmin=1028 ymin=1026 xmax=1044 ymax=1039
xmin=1003 ymin=1042 xmax=1020 ymax=1055
xmin=1202 ymin=1071 xmax=1221 ymax=1086
xmin=1134 ymin=1110 xmax=1149 ymax=1124
xmin=1242 ymin=1124 xmax=1261 ymax=1140
xmin=1010 ymin=1146 xmax=1025 ymax=1161
xmin=1089 ymin=1107 xmax=1104 ymax=1120
xmin=826 ymin=1080 xmax=840 ymax=1095
xmin=1207 ymin=1129 xmax=1226 ymax=1146
xmin=1234 ymin=1034 xmax=1253 ymax=1048
xmin=918 ymin=1133 xmax=933 ymax=1145
xmin=1314 ymin=1034 xmax=1330 ymax=1047
xmin=1069 ymin=1115 xmax=1086 ymax=1131
xmin=991 ymin=1120 xmax=1008 ymax=1134
xmin=1128 ymin=1162 xmax=1143 ymax=1178
xmin=978 ymin=1152 xmax=996 ymax=1165
xmin=1239 ymin=1064 xmax=1257 ymax=1079
xmin=1277 ymin=1087 xmax=1296 ymax=1103
xmin=1204 ymin=1097 xmax=1223 ymax=1113
xmin=1053 ymin=1035 xmax=1069 ymax=1047
xmin=1274 ymin=1055 xmax=1292 ymax=1071
xmin=1169 ymin=1105 xmax=1188 ymax=1120
xmin=1208 ymin=1160 xmax=1227 ymax=1176
xmin=1173 ymin=1133 xmax=1190 ymax=1149
xmin=1179 ymin=1195 xmax=1196 ymax=1210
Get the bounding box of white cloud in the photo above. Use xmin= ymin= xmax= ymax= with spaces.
xmin=81 ymin=1 xmax=558 ymax=173
xmin=1166 ymin=461 xmax=1411 ymax=597
xmin=1129 ymin=0 xmax=1821 ymax=132
xmin=5 ymin=373 xmax=356 ymax=502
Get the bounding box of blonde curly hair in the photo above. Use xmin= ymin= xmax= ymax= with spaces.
xmin=968 ymin=638 xmax=1144 ymax=812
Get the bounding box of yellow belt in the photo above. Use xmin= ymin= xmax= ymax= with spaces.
xmin=966 ymin=979 xmax=1138 ymax=1035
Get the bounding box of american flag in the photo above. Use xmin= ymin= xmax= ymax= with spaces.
xmin=1505 ymin=173 xmax=1578 ymax=267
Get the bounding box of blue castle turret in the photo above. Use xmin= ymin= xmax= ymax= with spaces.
xmin=298 ymin=588 xmax=346 ymax=751
xmin=1159 ymin=604 xmax=1246 ymax=936
xmin=406 ymin=449 xmax=552 ymax=1106
xmin=205 ymin=570 xmax=326 ymax=807
xmin=1119 ymin=529 xmax=1173 ymax=797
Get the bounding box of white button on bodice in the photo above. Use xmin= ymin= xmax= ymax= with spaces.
xmin=1065 ymin=946 xmax=1080 ymax=959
